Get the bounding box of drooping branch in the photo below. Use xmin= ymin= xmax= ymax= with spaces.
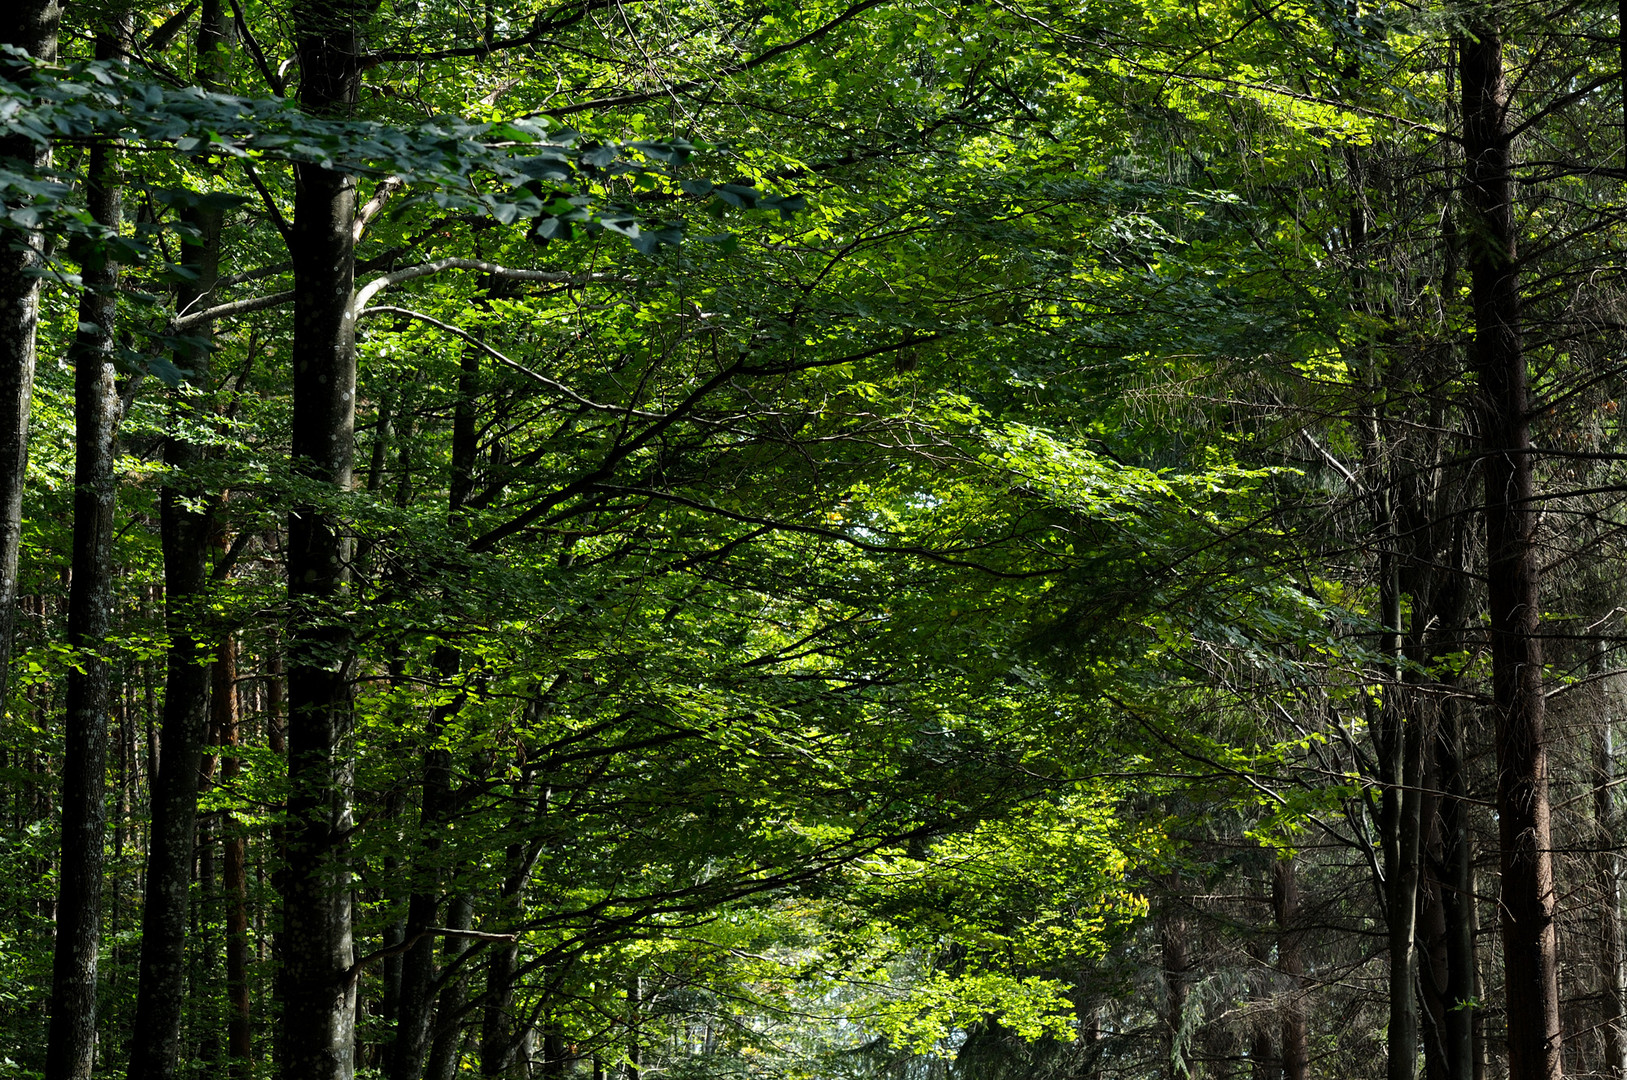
xmin=357 ymin=304 xmax=657 ymax=417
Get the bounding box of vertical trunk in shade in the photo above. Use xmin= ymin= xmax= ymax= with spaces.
xmin=1593 ymin=643 xmax=1626 ymax=1080
xmin=127 ymin=7 xmax=229 ymax=1078
xmin=218 ymin=630 xmax=253 ymax=1074
xmin=280 ymin=0 xmax=374 ymax=1075
xmin=0 ymin=0 xmax=60 ymax=709
xmin=44 ymin=23 xmax=126 ymax=1079
xmin=1273 ymin=856 xmax=1307 ymax=1080
xmin=1459 ymin=20 xmax=1563 ymax=1080
xmin=390 ymin=347 xmax=478 ymax=1080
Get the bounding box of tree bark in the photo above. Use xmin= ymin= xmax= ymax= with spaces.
xmin=279 ymin=2 xmax=371 ymax=1076
xmin=1273 ymin=856 xmax=1307 ymax=1080
xmin=1160 ymin=881 xmax=1193 ymax=1080
xmin=218 ymin=630 xmax=253 ymax=1075
xmin=389 ymin=345 xmax=478 ymax=1080
xmin=1459 ymin=20 xmax=1563 ymax=1080
xmin=0 ymin=0 xmax=60 ymax=709
xmin=1593 ymin=644 xmax=1626 ymax=1080
xmin=126 ymin=8 xmax=229 ymax=1078
xmin=424 ymin=893 xmax=476 ymax=1080
xmin=44 ymin=25 xmax=126 ymax=1078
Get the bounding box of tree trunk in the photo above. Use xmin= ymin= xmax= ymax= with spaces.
xmin=0 ymin=0 xmax=60 ymax=709
xmin=218 ymin=630 xmax=253 ymax=1075
xmin=280 ymin=2 xmax=372 ymax=1075
xmin=390 ymin=345 xmax=478 ymax=1080
xmin=44 ymin=25 xmax=126 ymax=1076
xmin=1423 ymin=694 xmax=1477 ymax=1080
xmin=126 ymin=7 xmax=229 ymax=1077
xmin=1273 ymin=856 xmax=1307 ymax=1080
xmin=424 ymin=893 xmax=476 ymax=1080
xmin=1160 ymin=882 xmax=1193 ymax=1080
xmin=1459 ymin=20 xmax=1563 ymax=1080
xmin=1593 ymin=645 xmax=1626 ymax=1080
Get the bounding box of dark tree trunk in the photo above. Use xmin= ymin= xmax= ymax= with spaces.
xmin=1459 ymin=20 xmax=1563 ymax=1080
xmin=1420 ymin=711 xmax=1477 ymax=1080
xmin=1160 ymin=883 xmax=1193 ymax=1080
xmin=0 ymin=0 xmax=60 ymax=709
xmin=1593 ymin=646 xmax=1626 ymax=1080
xmin=44 ymin=26 xmax=125 ymax=1077
xmin=425 ymin=893 xmax=476 ymax=1080
xmin=218 ymin=630 xmax=253 ymax=1074
xmin=481 ymin=773 xmax=546 ymax=1077
xmin=127 ymin=8 xmax=229 ymax=1078
xmin=1273 ymin=856 xmax=1307 ymax=1080
xmin=279 ymin=2 xmax=371 ymax=1076
xmin=628 ymin=976 xmax=643 ymax=1080
xmin=390 ymin=346 xmax=479 ymax=1080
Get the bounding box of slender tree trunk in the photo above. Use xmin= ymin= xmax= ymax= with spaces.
xmin=1432 ymin=694 xmax=1478 ymax=1080
xmin=481 ymin=772 xmax=547 ymax=1077
xmin=1459 ymin=20 xmax=1563 ymax=1080
xmin=0 ymin=0 xmax=60 ymax=709
xmin=628 ymin=975 xmax=643 ymax=1080
xmin=390 ymin=346 xmax=478 ymax=1080
xmin=1593 ymin=645 xmax=1626 ymax=1080
xmin=1274 ymin=856 xmax=1307 ymax=1080
xmin=44 ymin=26 xmax=126 ymax=1076
xmin=1160 ymin=882 xmax=1193 ymax=1080
xmin=126 ymin=7 xmax=228 ymax=1076
xmin=424 ymin=893 xmax=476 ymax=1080
xmin=218 ymin=630 xmax=253 ymax=1075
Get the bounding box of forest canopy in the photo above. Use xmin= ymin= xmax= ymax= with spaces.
xmin=0 ymin=1 xmax=1623 ymax=1080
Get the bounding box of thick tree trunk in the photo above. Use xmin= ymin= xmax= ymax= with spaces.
xmin=44 ymin=27 xmax=125 ymax=1076
xmin=282 ymin=170 xmax=362 ymax=1080
xmin=0 ymin=0 xmax=60 ymax=709
xmin=1459 ymin=22 xmax=1563 ymax=1080
xmin=280 ymin=3 xmax=371 ymax=1075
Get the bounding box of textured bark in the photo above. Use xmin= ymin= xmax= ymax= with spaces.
xmin=1273 ymin=857 xmax=1307 ymax=1080
xmin=279 ymin=2 xmax=371 ymax=1076
xmin=44 ymin=27 xmax=125 ymax=1076
xmin=0 ymin=0 xmax=61 ymax=709
xmin=126 ymin=8 xmax=228 ymax=1077
xmin=1459 ymin=22 xmax=1563 ymax=1080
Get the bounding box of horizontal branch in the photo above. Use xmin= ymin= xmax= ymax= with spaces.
xmin=346 ymin=925 xmax=518 ymax=984
xmin=172 ymin=289 xmax=295 ymax=331
xmin=351 ymin=257 xmax=634 ymax=314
